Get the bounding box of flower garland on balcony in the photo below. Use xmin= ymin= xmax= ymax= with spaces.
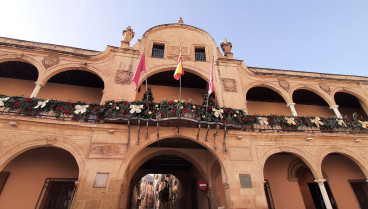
xmin=1 ymin=93 xmax=368 ymax=131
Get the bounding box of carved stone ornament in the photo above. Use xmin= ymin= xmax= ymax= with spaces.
xmin=278 ymin=80 xmax=290 ymax=91
xmin=178 ymin=17 xmax=184 ymax=24
xmin=122 ymin=26 xmax=135 ymax=43
xmin=221 ymin=78 xmax=237 ymax=92
xmin=90 ymin=145 xmax=119 ymax=156
xmin=319 ymin=83 xmax=331 ymax=94
xmin=114 ymin=70 xmax=132 ymax=85
xmin=88 ymin=144 xmax=125 ymax=158
xmin=42 ymin=55 xmax=59 ymax=69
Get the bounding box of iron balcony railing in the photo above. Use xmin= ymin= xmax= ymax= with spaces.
xmin=195 ymin=52 xmax=206 ymax=61
xmin=152 ymin=48 xmax=164 ymax=58
xmin=1 ymin=95 xmax=368 ymax=135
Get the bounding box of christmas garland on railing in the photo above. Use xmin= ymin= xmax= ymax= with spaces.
xmin=1 ymin=94 xmax=368 ymax=131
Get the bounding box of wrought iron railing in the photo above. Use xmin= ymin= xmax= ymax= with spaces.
xmin=152 ymin=48 xmax=164 ymax=58
xmin=35 ymin=178 xmax=77 ymax=209
xmin=1 ymin=95 xmax=368 ymax=135
xmin=195 ymin=52 xmax=206 ymax=61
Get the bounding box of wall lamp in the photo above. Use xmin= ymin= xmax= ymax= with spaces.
xmin=306 ymin=137 xmax=314 ymax=141
xmin=355 ymin=139 xmax=362 ymax=143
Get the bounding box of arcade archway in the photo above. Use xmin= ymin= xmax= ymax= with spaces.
xmin=122 ymin=138 xmax=228 ymax=209
xmin=0 ymin=147 xmax=79 ymax=209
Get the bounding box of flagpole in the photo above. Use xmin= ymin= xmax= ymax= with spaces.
xmin=143 ymin=48 xmax=148 ymax=104
xmin=179 ymin=75 xmax=182 ymax=101
xmin=205 ymin=55 xmax=214 ymax=120
xmin=179 ymin=41 xmax=182 ymax=102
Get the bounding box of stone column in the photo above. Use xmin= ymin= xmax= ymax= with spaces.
xmin=30 ymin=82 xmax=43 ymax=98
xmin=287 ymin=103 xmax=298 ymax=116
xmin=330 ymin=105 xmax=342 ymax=119
xmin=314 ymin=179 xmax=333 ymax=209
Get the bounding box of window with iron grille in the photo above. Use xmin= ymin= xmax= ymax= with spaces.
xmin=36 ymin=178 xmax=77 ymax=209
xmin=152 ymin=44 xmax=165 ymax=58
xmin=195 ymin=47 xmax=206 ymax=61
xmin=264 ymin=180 xmax=275 ymax=209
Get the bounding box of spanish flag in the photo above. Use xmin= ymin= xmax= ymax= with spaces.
xmin=173 ymin=51 xmax=184 ymax=80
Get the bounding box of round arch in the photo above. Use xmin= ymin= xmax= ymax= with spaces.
xmin=39 ymin=63 xmax=106 ymax=87
xmin=141 ymin=23 xmax=219 ymax=60
xmin=260 ymin=146 xmax=321 ymax=179
xmin=118 ymin=133 xmax=231 ymax=184
xmin=332 ymin=88 xmax=368 ymax=114
xmin=140 ymin=65 xmax=210 ymax=87
xmin=124 ymin=148 xmax=209 ymax=184
xmin=117 ymin=132 xmax=232 ymax=209
xmin=243 ymin=82 xmax=291 ymax=104
xmin=0 ymin=54 xmax=45 ymax=77
xmin=0 ymin=138 xmax=85 ymax=179
xmin=290 ymin=85 xmax=334 ymax=106
xmin=316 ymin=146 xmax=368 ymax=179
xmin=137 ymin=65 xmax=219 ymax=104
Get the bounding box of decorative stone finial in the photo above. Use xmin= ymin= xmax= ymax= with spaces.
xmin=220 ymin=38 xmax=233 ymax=59
xmin=178 ymin=17 xmax=183 ymax=24
xmin=121 ymin=26 xmax=135 ymax=48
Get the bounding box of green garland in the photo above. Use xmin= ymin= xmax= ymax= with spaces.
xmin=0 ymin=94 xmax=367 ymax=131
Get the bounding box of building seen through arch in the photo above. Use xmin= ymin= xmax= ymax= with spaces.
xmin=1 ymin=19 xmax=368 ymax=209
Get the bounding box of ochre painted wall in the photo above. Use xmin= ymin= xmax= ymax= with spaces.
xmin=246 ymin=101 xmax=291 ymax=115
xmin=136 ymin=84 xmax=206 ymax=105
xmin=0 ymin=77 xmax=35 ymax=97
xmin=295 ymin=104 xmax=335 ymax=117
xmin=0 ymin=147 xmax=79 ymax=209
xmin=339 ymin=107 xmax=367 ymax=119
xmin=38 ymin=82 xmax=103 ymax=104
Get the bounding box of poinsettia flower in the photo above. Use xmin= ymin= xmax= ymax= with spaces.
xmin=14 ymin=102 xmax=21 ymax=107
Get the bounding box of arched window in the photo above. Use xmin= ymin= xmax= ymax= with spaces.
xmin=246 ymin=87 xmax=289 ymax=115
xmin=137 ymin=70 xmax=209 ymax=104
xmin=293 ymin=89 xmax=333 ymax=117
xmin=334 ymin=92 xmax=367 ymax=119
xmin=38 ymin=70 xmax=104 ymax=104
xmin=0 ymin=61 xmax=38 ymax=97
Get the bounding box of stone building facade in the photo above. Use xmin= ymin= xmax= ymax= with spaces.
xmin=0 ymin=19 xmax=368 ymax=209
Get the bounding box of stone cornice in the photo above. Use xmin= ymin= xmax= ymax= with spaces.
xmin=0 ymin=36 xmax=101 ymax=58
xmin=248 ymin=67 xmax=368 ymax=83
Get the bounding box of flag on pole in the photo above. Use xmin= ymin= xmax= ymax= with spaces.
xmin=173 ymin=47 xmax=184 ymax=80
xmin=132 ymin=52 xmax=146 ymax=91
xmin=208 ymin=57 xmax=214 ymax=95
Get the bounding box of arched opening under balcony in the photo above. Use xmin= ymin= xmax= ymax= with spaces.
xmin=264 ymin=153 xmax=334 ymax=209
xmin=0 ymin=61 xmax=38 ymax=97
xmin=136 ymin=70 xmax=209 ymax=105
xmin=321 ymin=153 xmax=368 ymax=209
xmin=293 ymin=89 xmax=334 ymax=117
xmin=334 ymin=92 xmax=368 ymax=119
xmin=123 ymin=138 xmax=227 ymax=209
xmin=0 ymin=147 xmax=79 ymax=209
xmin=246 ymin=87 xmax=289 ymax=115
xmin=38 ymin=70 xmax=104 ymax=104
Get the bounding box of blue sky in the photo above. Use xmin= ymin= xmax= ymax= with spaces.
xmin=1 ymin=0 xmax=367 ymax=76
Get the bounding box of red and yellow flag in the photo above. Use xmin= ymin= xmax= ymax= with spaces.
xmin=173 ymin=48 xmax=184 ymax=80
